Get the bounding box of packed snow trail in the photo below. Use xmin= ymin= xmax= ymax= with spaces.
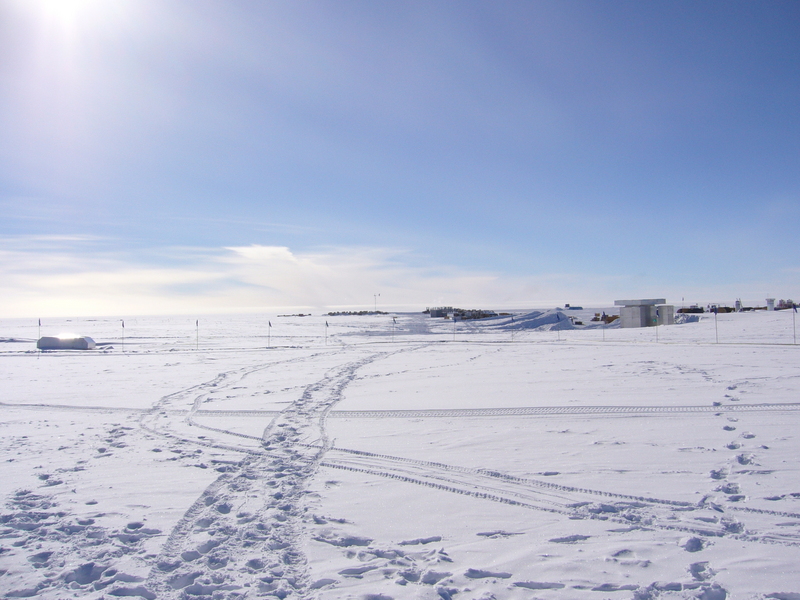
xmin=144 ymin=349 xmax=398 ymax=599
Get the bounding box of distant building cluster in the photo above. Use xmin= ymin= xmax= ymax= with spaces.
xmin=326 ymin=311 xmax=388 ymax=316
xmin=425 ymin=307 xmax=499 ymax=320
xmin=678 ymin=298 xmax=797 ymax=314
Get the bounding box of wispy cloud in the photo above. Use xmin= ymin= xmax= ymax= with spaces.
xmin=0 ymin=237 xmax=638 ymax=317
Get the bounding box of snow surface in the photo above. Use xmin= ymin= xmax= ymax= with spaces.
xmin=1 ymin=309 xmax=799 ymax=599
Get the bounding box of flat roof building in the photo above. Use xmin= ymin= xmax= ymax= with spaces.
xmin=614 ymin=299 xmax=674 ymax=328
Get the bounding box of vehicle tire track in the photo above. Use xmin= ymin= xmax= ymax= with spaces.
xmin=328 ymin=402 xmax=800 ymax=419
xmin=320 ymin=446 xmax=800 ymax=546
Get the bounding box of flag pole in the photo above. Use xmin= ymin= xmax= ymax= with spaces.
xmin=714 ymin=306 xmax=718 ymax=344
xmin=655 ymin=307 xmax=659 ymax=343
xmin=325 ymin=320 xmax=328 ymax=346
xmin=793 ymin=303 xmax=797 ymax=345
xmin=268 ymin=320 xmax=272 ymax=348
xmin=121 ymin=319 xmax=125 ymax=352
xmin=392 ymin=316 xmax=396 ymax=343
xmin=196 ymin=319 xmax=199 ymax=350
xmin=38 ymin=318 xmax=41 ymax=341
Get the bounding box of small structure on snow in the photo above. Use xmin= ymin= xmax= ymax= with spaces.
xmin=614 ymin=299 xmax=674 ymax=328
xmin=37 ymin=335 xmax=96 ymax=350
xmin=427 ymin=307 xmax=453 ymax=318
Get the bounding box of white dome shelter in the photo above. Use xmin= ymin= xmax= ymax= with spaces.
xmin=37 ymin=335 xmax=96 ymax=350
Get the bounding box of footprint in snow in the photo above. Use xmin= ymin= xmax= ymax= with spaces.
xmin=710 ymin=468 xmax=728 ymax=480
xmin=476 ymin=530 xmax=522 ymax=538
xmin=717 ymin=482 xmax=741 ymax=494
xmin=420 ymin=570 xmax=451 ymax=585
xmin=737 ymin=453 xmax=756 ymax=465
xmin=683 ymin=537 xmax=706 ymax=552
xmin=514 ymin=581 xmax=565 ymax=590
xmin=689 ymin=561 xmax=716 ymax=581
xmin=464 ymin=568 xmax=512 ymax=579
xmin=549 ymin=534 xmax=590 ymax=543
xmin=399 ymin=536 xmax=442 ymax=545
xmin=313 ymin=534 xmax=372 ymax=547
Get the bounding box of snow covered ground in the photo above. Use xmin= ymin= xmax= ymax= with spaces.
xmin=1 ymin=309 xmax=799 ymax=600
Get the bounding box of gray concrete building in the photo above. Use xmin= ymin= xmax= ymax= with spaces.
xmin=614 ymin=299 xmax=674 ymax=328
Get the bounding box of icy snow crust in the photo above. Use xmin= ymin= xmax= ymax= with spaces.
xmin=1 ymin=309 xmax=799 ymax=599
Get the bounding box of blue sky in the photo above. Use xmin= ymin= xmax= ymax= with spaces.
xmin=1 ymin=0 xmax=798 ymax=316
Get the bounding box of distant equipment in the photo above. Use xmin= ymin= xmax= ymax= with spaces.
xmin=37 ymin=335 xmax=96 ymax=350
xmin=677 ymin=306 xmax=704 ymax=314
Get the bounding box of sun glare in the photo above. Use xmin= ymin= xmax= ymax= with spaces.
xmin=35 ymin=0 xmax=98 ymax=21
xmin=15 ymin=0 xmax=119 ymax=32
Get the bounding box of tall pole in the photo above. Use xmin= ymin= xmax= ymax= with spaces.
xmin=325 ymin=321 xmax=328 ymax=346
xmin=196 ymin=319 xmax=199 ymax=350
xmin=374 ymin=293 xmax=380 ymax=312
xmin=714 ymin=308 xmax=718 ymax=344
xmin=655 ymin=308 xmax=659 ymax=343
xmin=38 ymin=318 xmax=41 ymax=341
xmin=453 ymin=313 xmax=456 ymax=341
xmin=793 ymin=304 xmax=797 ymax=345
xmin=121 ymin=320 xmax=125 ymax=353
xmin=392 ymin=316 xmax=396 ymax=343
xmin=268 ymin=320 xmax=271 ymax=348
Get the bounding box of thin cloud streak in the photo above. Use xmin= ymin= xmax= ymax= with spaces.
xmin=0 ymin=239 xmax=632 ymax=318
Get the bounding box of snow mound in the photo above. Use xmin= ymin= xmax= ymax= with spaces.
xmin=676 ymin=313 xmax=701 ymax=324
xmin=501 ymin=309 xmax=578 ymax=331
